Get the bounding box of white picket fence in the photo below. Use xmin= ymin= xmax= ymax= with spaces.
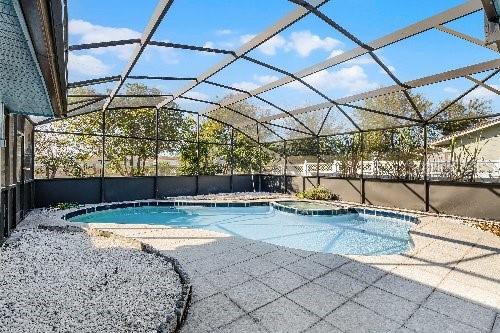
xmin=265 ymin=159 xmax=500 ymax=180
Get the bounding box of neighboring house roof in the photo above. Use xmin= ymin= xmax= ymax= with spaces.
xmin=430 ymin=118 xmax=500 ymax=147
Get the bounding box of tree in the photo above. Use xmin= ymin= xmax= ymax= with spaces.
xmin=430 ymin=98 xmax=491 ymax=137
xmin=321 ymin=134 xmax=362 ymax=177
xmin=35 ymin=130 xmax=101 ymax=178
xmin=100 ymin=83 xmax=194 ymax=176
xmin=35 ymin=84 xmax=191 ymax=178
xmin=35 ymin=86 xmax=102 ymax=178
xmin=177 ymin=98 xmax=274 ymax=175
xmin=359 ymin=92 xmax=432 ymax=129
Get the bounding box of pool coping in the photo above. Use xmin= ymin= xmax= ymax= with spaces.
xmin=62 ymin=199 xmax=420 ymax=224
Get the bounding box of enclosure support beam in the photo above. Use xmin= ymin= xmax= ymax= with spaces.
xmin=435 ymin=25 xmax=497 ymax=51
xmin=360 ymin=131 xmax=365 ymax=204
xmin=290 ymin=0 xmax=425 ymax=121
xmin=428 ymin=68 xmax=500 ymax=122
xmin=257 ymin=123 xmax=262 ymax=192
xmin=230 ymin=128 xmax=234 ymax=193
xmin=423 ymin=124 xmax=429 ymax=212
xmin=156 ymin=0 xmax=328 ymax=109
xmin=198 ymin=0 xmax=482 ymax=117
xmin=100 ymin=111 xmax=106 ymax=203
xmin=104 ymin=0 xmax=175 ymax=111
xmin=464 ymin=75 xmax=500 ymax=95
xmin=316 ymin=136 xmax=320 ymax=186
xmin=196 ymin=114 xmax=200 ymax=195
xmin=254 ymin=59 xmax=500 ymax=125
xmin=154 ymin=107 xmax=160 ymax=199
xmin=30 ymin=125 xmax=35 ymax=208
xmin=283 ymin=141 xmax=288 ymax=194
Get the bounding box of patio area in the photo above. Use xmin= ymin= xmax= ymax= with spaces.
xmin=1 ymin=0 xmax=500 ymax=332
xmin=40 ymin=199 xmax=499 ymax=333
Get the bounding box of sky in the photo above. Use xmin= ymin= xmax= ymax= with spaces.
xmin=67 ymin=0 xmax=499 ymax=120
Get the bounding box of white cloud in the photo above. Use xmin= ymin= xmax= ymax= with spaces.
xmin=229 ymin=75 xmax=279 ymax=93
xmin=258 ymin=35 xmax=287 ymax=55
xmin=183 ymin=91 xmax=210 ymax=101
xmin=386 ymin=65 xmax=396 ymax=72
xmin=68 ymin=52 xmax=110 ymax=76
xmin=239 ymin=34 xmax=256 ymax=44
xmin=215 ymin=29 xmax=233 ymax=36
xmin=255 ymin=75 xmax=279 ymax=85
xmin=69 ymin=19 xmax=140 ymax=60
xmin=231 ymin=81 xmax=260 ymax=91
xmin=238 ymin=30 xmax=342 ymax=57
xmin=345 ymin=54 xmax=397 ymax=75
xmin=444 ymin=87 xmax=459 ymax=94
xmin=346 ymin=54 xmax=376 ymax=65
xmin=144 ymin=42 xmax=179 ymax=65
xmin=465 ymin=85 xmax=499 ymax=101
xmin=69 ymin=19 xmax=179 ymax=65
xmin=286 ymin=30 xmax=342 ymax=57
xmin=203 ymin=41 xmax=216 ymax=49
xmin=328 ymin=49 xmax=344 ymax=58
xmin=287 ymin=65 xmax=378 ymax=94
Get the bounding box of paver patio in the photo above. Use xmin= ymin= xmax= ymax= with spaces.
xmin=80 ymin=214 xmax=500 ymax=333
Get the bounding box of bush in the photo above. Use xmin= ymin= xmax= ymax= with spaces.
xmin=296 ymin=186 xmax=339 ymax=201
xmin=53 ymin=202 xmax=79 ymax=210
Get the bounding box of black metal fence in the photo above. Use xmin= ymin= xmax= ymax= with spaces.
xmin=34 ymin=175 xmax=260 ymax=207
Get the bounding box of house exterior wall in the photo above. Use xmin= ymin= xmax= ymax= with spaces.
xmin=432 ymin=124 xmax=500 ymax=161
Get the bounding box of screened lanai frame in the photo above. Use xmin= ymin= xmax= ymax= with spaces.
xmin=34 ymin=0 xmax=500 ymax=194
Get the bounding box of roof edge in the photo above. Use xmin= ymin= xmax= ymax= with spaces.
xmin=17 ymin=0 xmax=67 ymax=117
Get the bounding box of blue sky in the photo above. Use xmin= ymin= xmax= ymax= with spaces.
xmin=67 ymin=0 xmax=499 ymax=119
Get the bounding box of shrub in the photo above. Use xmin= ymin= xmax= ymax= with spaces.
xmin=296 ymin=186 xmax=340 ymax=201
xmin=53 ymin=202 xmax=79 ymax=210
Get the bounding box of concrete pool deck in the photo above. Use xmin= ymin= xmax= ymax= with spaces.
xmin=71 ymin=212 xmax=500 ymax=333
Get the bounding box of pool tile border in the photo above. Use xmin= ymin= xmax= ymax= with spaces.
xmin=62 ymin=200 xmax=419 ymax=224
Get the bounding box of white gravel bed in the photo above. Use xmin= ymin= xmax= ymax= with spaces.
xmin=0 ymin=224 xmax=182 ymax=332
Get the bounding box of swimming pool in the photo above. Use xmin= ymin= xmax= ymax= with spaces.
xmin=68 ymin=202 xmax=416 ymax=255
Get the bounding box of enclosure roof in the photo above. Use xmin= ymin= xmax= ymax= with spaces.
xmin=44 ymin=0 xmax=500 ymax=138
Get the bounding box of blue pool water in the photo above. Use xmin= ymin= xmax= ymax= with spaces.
xmin=70 ymin=206 xmax=414 ymax=255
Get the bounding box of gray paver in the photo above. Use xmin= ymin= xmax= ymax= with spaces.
xmin=492 ymin=313 xmax=500 ymax=333
xmin=286 ymin=282 xmax=346 ymax=317
xmin=203 ymin=265 xmax=253 ymax=291
xmin=251 ymin=297 xmax=319 ymax=333
xmin=259 ymin=267 xmax=309 ymax=294
xmin=338 ymin=261 xmax=386 ymax=284
xmin=217 ymin=315 xmax=268 ymax=333
xmin=303 ymin=320 xmax=343 ymax=333
xmin=354 ymin=286 xmax=419 ymax=324
xmin=374 ymin=273 xmax=433 ymax=304
xmin=180 ymin=318 xmax=213 ymax=333
xmin=314 ymin=270 xmax=369 ymax=298
xmin=405 ymin=307 xmax=483 ymax=333
xmin=261 ymin=249 xmax=303 ymax=267
xmin=224 ymin=279 xmax=281 ymax=312
xmin=309 ymin=252 xmax=351 ymax=269
xmin=187 ymin=294 xmax=245 ymax=329
xmin=243 ymin=241 xmax=278 ymax=256
xmin=284 ymin=258 xmax=331 ymax=280
xmin=324 ymin=301 xmax=401 ymax=333
xmin=423 ymin=291 xmax=496 ymax=331
xmin=236 ymin=256 xmax=280 ymax=277
xmin=190 ymin=276 xmax=220 ymax=303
